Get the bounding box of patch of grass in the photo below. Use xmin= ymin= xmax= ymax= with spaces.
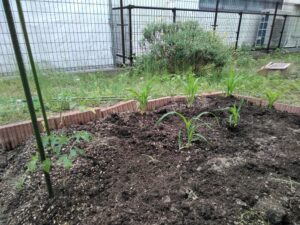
xmin=0 ymin=52 xmax=300 ymax=125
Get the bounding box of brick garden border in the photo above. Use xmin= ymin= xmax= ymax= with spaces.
xmin=0 ymin=91 xmax=299 ymax=151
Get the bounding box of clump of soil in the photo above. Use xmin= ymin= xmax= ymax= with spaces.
xmin=1 ymin=96 xmax=300 ymax=225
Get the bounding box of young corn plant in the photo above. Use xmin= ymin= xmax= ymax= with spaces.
xmin=226 ymin=66 xmax=239 ymax=97
xmin=157 ymin=111 xmax=214 ymax=149
xmin=265 ymin=90 xmax=279 ymax=108
xmin=228 ymin=101 xmax=243 ymax=129
xmin=26 ymin=131 xmax=92 ymax=174
xmin=182 ymin=73 xmax=200 ymax=107
xmin=128 ymin=83 xmax=151 ymax=112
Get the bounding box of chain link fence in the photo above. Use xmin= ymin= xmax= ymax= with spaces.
xmin=1 ymin=0 xmax=300 ymax=76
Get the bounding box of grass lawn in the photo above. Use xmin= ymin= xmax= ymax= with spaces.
xmin=0 ymin=52 xmax=299 ymax=125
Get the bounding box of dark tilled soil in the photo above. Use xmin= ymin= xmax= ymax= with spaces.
xmin=0 ymin=96 xmax=300 ymax=225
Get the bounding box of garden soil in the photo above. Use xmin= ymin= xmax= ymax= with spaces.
xmin=0 ymin=96 xmax=299 ymax=225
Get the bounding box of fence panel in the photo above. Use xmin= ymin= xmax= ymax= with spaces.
xmin=283 ymin=16 xmax=300 ymax=48
xmin=0 ymin=0 xmax=115 ymax=76
xmin=0 ymin=3 xmax=19 ymax=76
xmin=1 ymin=0 xmax=300 ymax=76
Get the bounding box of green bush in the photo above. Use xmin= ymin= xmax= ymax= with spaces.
xmin=138 ymin=21 xmax=230 ymax=74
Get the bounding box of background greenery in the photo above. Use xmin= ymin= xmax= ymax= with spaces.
xmin=138 ymin=21 xmax=229 ymax=74
xmin=0 ymin=50 xmax=299 ymax=125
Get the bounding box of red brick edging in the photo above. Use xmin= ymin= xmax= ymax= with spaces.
xmin=0 ymin=92 xmax=299 ymax=151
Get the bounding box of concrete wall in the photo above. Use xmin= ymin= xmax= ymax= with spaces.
xmin=0 ymin=0 xmax=114 ymax=76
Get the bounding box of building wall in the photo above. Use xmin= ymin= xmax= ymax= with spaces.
xmin=0 ymin=0 xmax=114 ymax=75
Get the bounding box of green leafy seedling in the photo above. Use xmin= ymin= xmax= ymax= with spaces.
xmin=42 ymin=158 xmax=52 ymax=173
xmin=182 ymin=73 xmax=200 ymax=107
xmin=15 ymin=175 xmax=26 ymax=191
xmin=73 ymin=131 xmax=92 ymax=142
xmin=226 ymin=66 xmax=239 ymax=97
xmin=265 ymin=90 xmax=279 ymax=108
xmin=228 ymin=101 xmax=243 ymax=128
xmin=27 ymin=131 xmax=92 ymax=175
xmin=128 ymin=83 xmax=151 ymax=112
xmin=58 ymin=155 xmax=73 ymax=170
xmin=157 ymin=111 xmax=215 ymax=149
xmin=26 ymin=154 xmax=38 ymax=173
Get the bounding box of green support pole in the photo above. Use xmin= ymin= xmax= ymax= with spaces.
xmin=16 ymin=0 xmax=51 ymax=136
xmin=3 ymin=0 xmax=54 ymax=198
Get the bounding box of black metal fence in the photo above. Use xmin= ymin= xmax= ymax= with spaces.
xmin=1 ymin=0 xmax=300 ymax=76
xmin=112 ymin=0 xmax=300 ymax=66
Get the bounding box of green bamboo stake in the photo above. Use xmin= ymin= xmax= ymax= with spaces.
xmin=3 ymin=0 xmax=54 ymax=198
xmin=16 ymin=0 xmax=51 ymax=136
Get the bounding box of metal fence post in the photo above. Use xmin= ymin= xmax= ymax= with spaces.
xmin=128 ymin=5 xmax=133 ymax=66
xmin=2 ymin=0 xmax=53 ymax=198
xmin=267 ymin=1 xmax=279 ymax=51
xmin=235 ymin=12 xmax=243 ymax=49
xmin=16 ymin=0 xmax=51 ymax=136
xmin=213 ymin=0 xmax=220 ymax=31
xmin=109 ymin=0 xmax=117 ymax=67
xmin=278 ymin=15 xmax=287 ymax=48
xmin=120 ymin=0 xmax=126 ymax=64
xmin=172 ymin=8 xmax=176 ymax=23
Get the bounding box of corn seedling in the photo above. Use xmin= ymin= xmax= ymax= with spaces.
xmin=157 ymin=111 xmax=215 ymax=149
xmin=226 ymin=66 xmax=239 ymax=97
xmin=228 ymin=101 xmax=243 ymax=128
xmin=182 ymin=73 xmax=200 ymax=107
xmin=265 ymin=90 xmax=279 ymax=108
xmin=26 ymin=131 xmax=91 ymax=173
xmin=128 ymin=83 xmax=151 ymax=112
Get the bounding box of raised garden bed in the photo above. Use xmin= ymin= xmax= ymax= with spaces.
xmin=0 ymin=95 xmax=300 ymax=224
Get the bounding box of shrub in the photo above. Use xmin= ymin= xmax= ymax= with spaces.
xmin=139 ymin=21 xmax=229 ymax=73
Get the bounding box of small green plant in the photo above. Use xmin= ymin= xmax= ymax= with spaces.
xmin=226 ymin=66 xmax=239 ymax=97
xmin=26 ymin=131 xmax=91 ymax=173
xmin=15 ymin=175 xmax=26 ymax=191
xmin=182 ymin=73 xmax=200 ymax=107
xmin=265 ymin=90 xmax=279 ymax=108
xmin=239 ymin=210 xmax=269 ymax=225
xmin=228 ymin=101 xmax=243 ymax=128
xmin=157 ymin=111 xmax=214 ymax=149
xmin=128 ymin=83 xmax=151 ymax=112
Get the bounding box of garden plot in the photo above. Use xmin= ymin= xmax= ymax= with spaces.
xmin=0 ymin=96 xmax=300 ymax=225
